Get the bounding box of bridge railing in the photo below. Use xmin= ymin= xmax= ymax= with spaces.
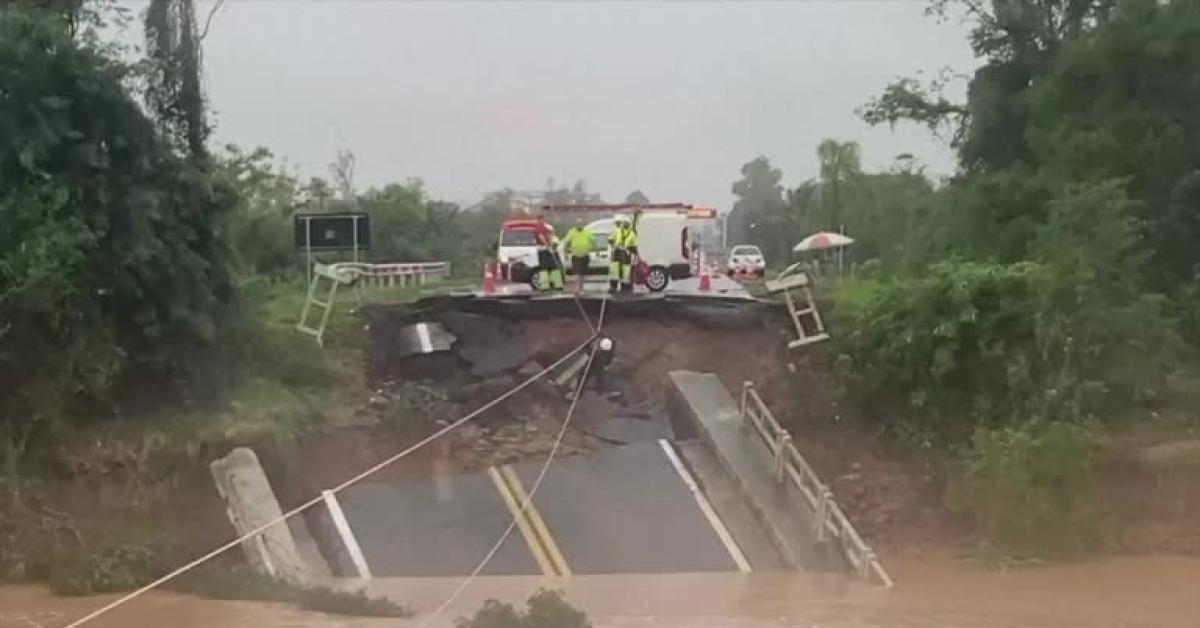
xmin=320 ymin=261 xmax=451 ymax=288
xmin=739 ymin=381 xmax=893 ymax=587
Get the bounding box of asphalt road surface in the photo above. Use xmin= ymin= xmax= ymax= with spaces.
xmin=339 ymin=440 xmax=750 ymax=577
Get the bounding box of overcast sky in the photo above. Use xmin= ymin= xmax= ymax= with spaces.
xmin=193 ymin=0 xmax=977 ymax=206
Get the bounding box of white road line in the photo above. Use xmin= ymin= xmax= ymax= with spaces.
xmin=416 ymin=322 xmax=434 ymax=353
xmin=321 ymin=489 xmax=373 ymax=579
xmin=657 ymin=439 xmax=752 ymax=573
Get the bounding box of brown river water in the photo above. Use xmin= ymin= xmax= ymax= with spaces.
xmin=3 ymin=552 xmax=1197 ymax=628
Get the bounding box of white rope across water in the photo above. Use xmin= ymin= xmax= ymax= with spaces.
xmin=417 ymin=294 xmax=610 ymax=627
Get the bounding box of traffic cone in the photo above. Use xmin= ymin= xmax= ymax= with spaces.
xmin=698 ymin=264 xmax=712 ymax=292
xmin=482 ymin=260 xmax=497 ymax=295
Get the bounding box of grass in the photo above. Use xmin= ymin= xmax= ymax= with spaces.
xmin=68 ymin=275 xmax=475 ymax=470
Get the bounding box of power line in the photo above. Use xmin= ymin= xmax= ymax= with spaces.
xmin=62 ymin=332 xmax=597 ymax=628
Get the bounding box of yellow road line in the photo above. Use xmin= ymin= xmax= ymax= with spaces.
xmin=501 ymin=465 xmax=572 ymax=577
xmin=487 ymin=466 xmax=555 ymax=576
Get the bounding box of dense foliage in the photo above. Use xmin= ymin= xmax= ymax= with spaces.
xmin=727 ymin=0 xmax=1200 ymax=556
xmin=0 ymin=8 xmax=237 ymax=483
xmin=955 ymin=422 xmax=1099 ymax=558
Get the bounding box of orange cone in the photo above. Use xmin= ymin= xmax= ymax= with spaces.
xmin=482 ymin=260 xmax=497 ymax=295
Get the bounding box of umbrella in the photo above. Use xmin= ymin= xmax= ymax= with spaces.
xmin=792 ymin=231 xmax=854 ymax=252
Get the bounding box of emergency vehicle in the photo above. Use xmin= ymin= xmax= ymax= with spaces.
xmin=495 ymin=204 xmax=716 ymax=292
xmin=495 ymin=217 xmax=550 ymax=282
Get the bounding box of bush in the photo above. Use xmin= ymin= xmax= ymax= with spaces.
xmin=175 ymin=563 xmax=409 ymax=618
xmin=49 ymin=533 xmax=170 ymax=596
xmin=456 ymin=590 xmax=591 ymax=628
xmin=833 ymin=252 xmax=1177 ymax=446
xmin=832 ymin=262 xmax=1044 ymax=446
xmin=955 ymin=422 xmax=1100 ymax=559
xmin=50 ymin=532 xmax=408 ymax=618
xmin=0 ymin=9 xmax=237 ymax=467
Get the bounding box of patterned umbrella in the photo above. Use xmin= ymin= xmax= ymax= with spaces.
xmin=792 ymin=231 xmax=855 ymax=252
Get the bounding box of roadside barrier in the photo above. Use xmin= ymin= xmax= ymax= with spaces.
xmin=481 ymin=260 xmax=497 ymax=295
xmin=331 ymin=261 xmax=450 ymax=289
xmin=738 ymin=381 xmax=893 ymax=587
xmin=296 ymin=261 xmax=450 ymax=345
xmin=698 ymin=266 xmax=712 ymax=292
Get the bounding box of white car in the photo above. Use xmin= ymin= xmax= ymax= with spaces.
xmin=726 ymin=244 xmax=766 ymax=277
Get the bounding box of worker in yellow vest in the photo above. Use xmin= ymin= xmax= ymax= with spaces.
xmin=608 ymin=214 xmax=638 ymax=293
xmin=562 ymin=219 xmax=595 ymax=294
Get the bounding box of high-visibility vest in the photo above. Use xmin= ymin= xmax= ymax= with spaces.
xmin=565 ymin=227 xmax=594 ymax=256
xmin=609 ymin=226 xmax=635 ymax=250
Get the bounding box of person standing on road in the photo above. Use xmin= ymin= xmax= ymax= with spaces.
xmin=562 ymin=219 xmax=595 ymax=294
xmin=608 ymin=214 xmax=637 ymax=293
xmin=534 ymin=215 xmax=563 ymax=292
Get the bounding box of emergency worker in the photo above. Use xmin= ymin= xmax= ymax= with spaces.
xmin=607 ymin=214 xmax=637 ymax=293
xmin=562 ymin=218 xmax=595 ymax=294
xmin=534 ymin=216 xmax=563 ymax=292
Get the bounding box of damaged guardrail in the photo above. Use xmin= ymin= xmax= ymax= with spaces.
xmin=738 ymin=381 xmax=893 ymax=587
xmin=297 ymin=261 xmax=451 ymax=344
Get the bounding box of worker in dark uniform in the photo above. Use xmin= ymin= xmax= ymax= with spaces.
xmin=567 ymin=336 xmax=617 ymax=400
xmin=533 ymin=216 xmax=563 ymax=292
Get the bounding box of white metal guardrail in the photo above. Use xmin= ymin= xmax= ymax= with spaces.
xmin=325 ymin=261 xmax=451 ymax=289
xmin=738 ymin=381 xmax=893 ymax=587
xmin=296 ymin=261 xmax=451 ymax=345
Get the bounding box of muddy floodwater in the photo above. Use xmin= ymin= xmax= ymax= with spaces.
xmin=3 ymin=552 xmax=1198 ymax=628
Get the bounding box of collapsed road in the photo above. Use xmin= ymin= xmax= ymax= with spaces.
xmin=221 ymin=288 xmax=867 ymax=589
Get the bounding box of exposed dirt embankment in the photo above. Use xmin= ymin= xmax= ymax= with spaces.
xmin=6 ymin=296 xmax=1200 ymax=581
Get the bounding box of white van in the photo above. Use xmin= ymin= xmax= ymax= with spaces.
xmin=568 ymin=213 xmax=692 ymax=291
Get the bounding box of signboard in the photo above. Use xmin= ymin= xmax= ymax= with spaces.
xmin=294 ymin=212 xmax=371 ymax=251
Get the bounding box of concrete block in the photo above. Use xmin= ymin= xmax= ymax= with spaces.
xmin=210 ymin=447 xmax=313 ymax=584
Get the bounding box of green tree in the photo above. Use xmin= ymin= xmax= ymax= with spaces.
xmin=863 ymin=0 xmax=1115 ymax=172
xmin=214 ymin=145 xmax=304 ymax=277
xmin=817 ymin=139 xmax=862 ymax=229
xmin=143 ymin=0 xmax=208 ymax=160
xmin=728 ymin=156 xmax=784 ymax=247
xmin=0 ymin=7 xmax=237 ymax=488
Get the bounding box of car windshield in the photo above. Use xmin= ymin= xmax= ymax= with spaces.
xmin=500 ymin=229 xmax=537 ymax=246
xmin=731 ymin=246 xmax=762 ymax=256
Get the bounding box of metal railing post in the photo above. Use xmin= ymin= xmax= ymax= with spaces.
xmin=740 ymin=381 xmax=752 ymax=427
xmin=814 ymin=486 xmax=831 ymax=541
xmin=860 ymin=548 xmax=877 ymax=579
xmin=774 ymin=433 xmax=791 ymax=483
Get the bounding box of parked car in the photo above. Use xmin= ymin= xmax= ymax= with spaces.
xmin=726 ymin=244 xmax=766 ymax=277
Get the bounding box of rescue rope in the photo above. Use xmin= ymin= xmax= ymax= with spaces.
xmin=61 ymin=334 xmax=598 ymax=628
xmin=417 ymin=295 xmax=609 ymax=627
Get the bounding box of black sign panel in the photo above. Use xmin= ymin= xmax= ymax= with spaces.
xmin=294 ymin=212 xmax=370 ymax=251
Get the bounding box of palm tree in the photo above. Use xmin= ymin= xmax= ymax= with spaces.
xmin=817 ymin=139 xmax=862 ymax=230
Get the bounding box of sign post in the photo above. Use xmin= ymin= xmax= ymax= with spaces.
xmin=294 ymin=212 xmax=371 ymax=279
